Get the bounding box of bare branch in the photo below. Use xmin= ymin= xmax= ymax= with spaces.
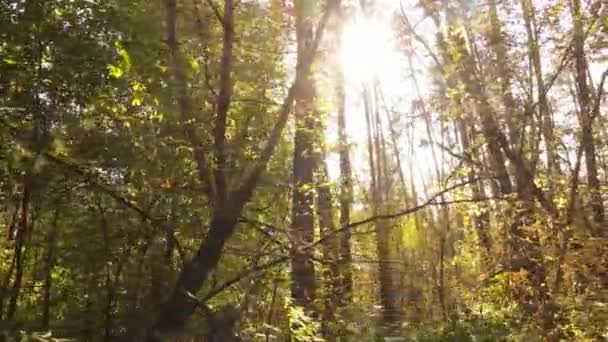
xmin=197 ymin=179 xmax=494 ymax=302
xmin=398 ymin=1 xmax=443 ymax=71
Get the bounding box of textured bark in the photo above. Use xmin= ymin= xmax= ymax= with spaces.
xmin=290 ymin=0 xmax=317 ymax=311
xmin=151 ymin=210 xmax=241 ymax=337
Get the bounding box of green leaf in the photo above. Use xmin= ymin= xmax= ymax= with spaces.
xmin=189 ymin=58 xmax=200 ymax=72
xmin=108 ymin=65 xmax=123 ymax=78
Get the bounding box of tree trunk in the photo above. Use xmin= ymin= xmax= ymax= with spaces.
xmin=458 ymin=121 xmax=492 ymax=255
xmin=290 ymin=0 xmax=317 ymax=312
xmin=446 ymin=20 xmax=555 ymax=324
xmin=336 ymin=43 xmax=353 ymax=305
xmin=316 ymin=157 xmax=340 ymax=337
xmin=41 ymin=208 xmax=59 ymax=330
xmin=364 ymin=86 xmax=402 ymax=327
xmin=520 ymin=0 xmax=558 ymax=174
xmin=0 ymin=205 xmax=20 ymax=320
xmin=6 ymin=184 xmax=30 ymax=321
xmin=570 ymin=0 xmax=605 ymax=229
xmin=149 ymin=0 xmax=330 ymax=337
xmin=487 ymin=0 xmax=521 ymax=149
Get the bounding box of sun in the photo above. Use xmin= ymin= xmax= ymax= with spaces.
xmin=340 ymin=17 xmax=401 ymax=85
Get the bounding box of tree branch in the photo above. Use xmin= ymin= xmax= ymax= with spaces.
xmin=233 ymin=2 xmax=334 ymax=208
xmin=198 ymin=179 xmax=492 ymax=302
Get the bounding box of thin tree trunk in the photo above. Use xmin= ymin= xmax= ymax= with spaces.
xmin=447 ymin=20 xmax=554 ymax=324
xmin=336 ymin=47 xmax=353 ymax=304
xmin=99 ymin=204 xmax=114 ymax=341
xmin=364 ymin=86 xmax=401 ymax=328
xmin=41 ymin=208 xmax=59 ymax=330
xmin=487 ymin=0 xmax=520 ymax=149
xmin=376 ymin=87 xmax=408 ymax=202
xmin=521 ymin=0 xmax=558 ymax=174
xmin=570 ymin=0 xmax=604 ymax=228
xmin=0 ymin=205 xmax=20 ymax=319
xmin=458 ymin=121 xmax=491 ymax=255
xmin=316 ymin=156 xmax=340 ymax=337
xmin=7 ymin=184 xmax=30 ymax=321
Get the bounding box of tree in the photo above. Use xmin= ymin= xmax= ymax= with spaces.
xmin=1 ymin=0 xmax=606 ymax=340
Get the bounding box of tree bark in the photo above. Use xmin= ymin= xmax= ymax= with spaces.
xmin=6 ymin=184 xmax=30 ymax=321
xmin=364 ymin=86 xmax=402 ymax=327
xmin=149 ymin=1 xmax=332 ymax=337
xmin=41 ymin=208 xmax=59 ymax=330
xmin=316 ymin=157 xmax=340 ymax=336
xmin=520 ymin=0 xmax=559 ymax=175
xmin=290 ymin=0 xmax=318 ymax=312
xmin=336 ymin=41 xmax=353 ymax=304
xmin=570 ymin=0 xmax=604 ymax=228
xmin=487 ymin=0 xmax=521 ymax=150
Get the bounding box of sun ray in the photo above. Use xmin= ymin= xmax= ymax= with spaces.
xmin=340 ymin=16 xmax=401 ymax=86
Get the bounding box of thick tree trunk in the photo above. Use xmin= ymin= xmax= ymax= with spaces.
xmin=150 ymin=211 xmax=240 ymax=337
xmin=290 ymin=0 xmax=317 ymax=311
xmin=149 ymin=0 xmax=331 ymax=337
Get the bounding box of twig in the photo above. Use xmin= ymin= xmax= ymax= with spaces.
xmin=199 ymin=179 xmax=490 ymax=301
